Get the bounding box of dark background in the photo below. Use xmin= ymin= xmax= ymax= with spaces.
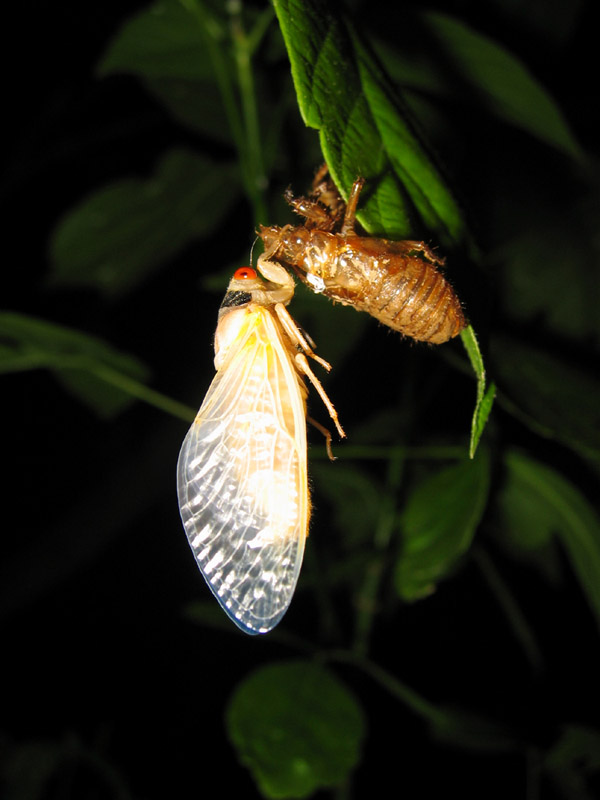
xmin=2 ymin=1 xmax=599 ymax=798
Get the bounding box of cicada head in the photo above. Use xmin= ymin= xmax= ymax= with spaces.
xmin=214 ymin=267 xmax=292 ymax=370
xmin=259 ymin=225 xmax=312 ymax=267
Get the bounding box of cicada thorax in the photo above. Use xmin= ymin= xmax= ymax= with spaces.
xmin=260 ymin=226 xmax=338 ymax=283
xmin=258 ymin=224 xmax=466 ymax=344
xmin=221 ymin=263 xmax=345 ymax=445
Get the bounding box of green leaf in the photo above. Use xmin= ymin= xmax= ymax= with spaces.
xmin=97 ymin=0 xmax=235 ymax=140
xmin=227 ymin=661 xmax=365 ymax=799
xmin=272 ymin=0 xmax=489 ymax=451
xmin=395 ymin=449 xmax=491 ymax=601
xmin=498 ymin=452 xmax=559 ymax=553
xmin=494 ymin=450 xmax=562 ymax=583
xmin=423 ymin=12 xmax=582 ymax=159
xmin=496 ymin=224 xmax=600 ymax=343
xmin=460 ymin=325 xmax=496 ymax=458
xmin=2 ymin=736 xmax=130 ymax=800
xmin=491 ymin=336 xmax=600 ymax=460
xmin=2 ymin=740 xmax=65 ymax=800
xmin=544 ymin=724 xmax=600 ymax=800
xmin=501 ymin=450 xmax=600 ymax=631
xmin=49 ymin=149 xmax=240 ymax=296
xmin=378 ymin=12 xmax=583 ymax=161
xmin=97 ymin=0 xmax=217 ymax=81
xmin=546 ymin=724 xmax=600 ymax=772
xmin=0 ymin=312 xmax=150 ymax=418
xmin=143 ymin=76 xmax=234 ymax=139
xmin=271 ymin=0 xmax=469 ymax=248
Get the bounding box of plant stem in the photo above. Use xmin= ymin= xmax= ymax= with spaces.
xmin=525 ymin=746 xmax=542 ymax=800
xmin=310 ymin=444 xmax=465 ymax=461
xmin=180 ymin=0 xmax=245 ymax=152
xmin=90 ymin=363 xmax=196 ymax=422
xmin=180 ymin=0 xmax=267 ymax=218
xmin=182 ymin=0 xmax=270 ymax=223
xmin=229 ymin=3 xmax=270 ymax=224
xmin=473 ymin=544 xmax=544 ymax=674
xmin=352 ymin=449 xmax=405 ymax=656
xmin=325 ymin=649 xmax=451 ymax=728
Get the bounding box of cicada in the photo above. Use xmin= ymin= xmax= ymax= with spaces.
xmin=177 ymin=262 xmax=343 ymax=635
xmin=259 ymin=171 xmax=466 ymax=344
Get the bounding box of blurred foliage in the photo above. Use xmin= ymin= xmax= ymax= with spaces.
xmin=2 ymin=0 xmax=600 ymax=798
xmin=227 ymin=661 xmax=365 ymax=798
xmin=395 ymin=447 xmax=491 ymax=601
xmin=49 ymin=149 xmax=240 ymax=297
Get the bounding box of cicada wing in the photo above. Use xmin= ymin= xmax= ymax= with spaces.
xmin=177 ymin=310 xmax=308 ymax=634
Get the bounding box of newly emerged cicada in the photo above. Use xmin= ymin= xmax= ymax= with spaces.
xmin=259 ymin=170 xmax=466 ymax=344
xmin=177 ymin=261 xmax=343 ymax=635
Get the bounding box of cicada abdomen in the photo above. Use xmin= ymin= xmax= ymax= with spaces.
xmin=259 ymin=175 xmax=466 ymax=345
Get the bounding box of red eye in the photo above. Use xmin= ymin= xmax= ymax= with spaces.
xmin=233 ymin=266 xmax=257 ymax=280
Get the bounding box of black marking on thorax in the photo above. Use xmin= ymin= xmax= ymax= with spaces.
xmin=220 ymin=290 xmax=252 ymax=310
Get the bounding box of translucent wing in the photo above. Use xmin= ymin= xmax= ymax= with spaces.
xmin=177 ymin=307 xmax=308 ymax=634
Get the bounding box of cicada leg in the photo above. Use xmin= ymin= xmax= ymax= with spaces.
xmin=340 ymin=177 xmax=365 ymax=236
xmin=256 ymin=248 xmax=295 ymax=291
xmin=295 ymin=352 xmax=345 ymax=440
xmin=274 ymin=302 xmax=332 ymax=373
xmin=307 ymin=416 xmax=336 ymax=462
xmin=397 ymin=240 xmax=446 ymax=267
xmin=274 ymin=303 xmax=345 ymax=441
xmin=284 ymin=188 xmax=335 ymax=230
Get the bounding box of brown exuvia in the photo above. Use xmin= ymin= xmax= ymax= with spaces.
xmin=258 ymin=170 xmax=466 ymax=345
